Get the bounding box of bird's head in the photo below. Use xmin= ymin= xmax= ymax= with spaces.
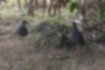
xmin=72 ymin=21 xmax=76 ymax=26
xmin=71 ymin=21 xmax=78 ymax=31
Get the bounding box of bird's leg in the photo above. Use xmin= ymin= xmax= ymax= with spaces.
xmin=77 ymin=45 xmax=80 ymax=54
xmin=74 ymin=45 xmax=80 ymax=55
xmin=22 ymin=37 xmax=26 ymax=44
xmin=64 ymin=40 xmax=68 ymax=51
xmin=18 ymin=37 xmax=21 ymax=40
xmin=59 ymin=35 xmax=64 ymax=49
xmin=18 ymin=36 xmax=24 ymax=43
xmin=21 ymin=37 xmax=25 ymax=42
xmin=59 ymin=40 xmax=64 ymax=49
xmin=64 ymin=46 xmax=68 ymax=51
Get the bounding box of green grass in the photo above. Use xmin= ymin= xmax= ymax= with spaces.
xmin=87 ymin=41 xmax=93 ymax=49
xmin=33 ymin=42 xmax=40 ymax=48
xmin=66 ymin=22 xmax=71 ymax=27
xmin=25 ymin=64 xmax=32 ymax=70
xmin=54 ymin=40 xmax=59 ymax=45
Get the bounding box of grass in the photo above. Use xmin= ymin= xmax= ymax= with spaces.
xmin=66 ymin=22 xmax=71 ymax=26
xmin=87 ymin=41 xmax=93 ymax=49
xmin=25 ymin=64 xmax=32 ymax=70
xmin=66 ymin=50 xmax=71 ymax=54
xmin=54 ymin=40 xmax=59 ymax=45
xmin=33 ymin=42 xmax=40 ymax=48
xmin=58 ymin=62 xmax=71 ymax=67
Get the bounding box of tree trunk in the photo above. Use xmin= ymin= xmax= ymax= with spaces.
xmin=17 ymin=0 xmax=21 ymax=10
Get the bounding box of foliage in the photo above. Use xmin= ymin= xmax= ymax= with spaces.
xmin=68 ymin=0 xmax=79 ymax=12
xmin=54 ymin=40 xmax=59 ymax=45
xmin=49 ymin=19 xmax=63 ymax=25
xmin=33 ymin=41 xmax=40 ymax=48
xmin=99 ymin=0 xmax=105 ymax=19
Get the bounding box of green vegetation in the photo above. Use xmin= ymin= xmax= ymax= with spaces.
xmin=100 ymin=0 xmax=105 ymax=19
xmin=25 ymin=65 xmax=32 ymax=70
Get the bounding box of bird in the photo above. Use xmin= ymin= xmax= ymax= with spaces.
xmin=70 ymin=21 xmax=85 ymax=55
xmin=15 ymin=20 xmax=28 ymax=37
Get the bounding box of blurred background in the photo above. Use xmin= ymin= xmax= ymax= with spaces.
xmin=0 ymin=0 xmax=105 ymax=70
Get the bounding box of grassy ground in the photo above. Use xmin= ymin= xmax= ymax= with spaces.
xmin=1 ymin=18 xmax=105 ymax=70
xmin=0 ymin=1 xmax=105 ymax=70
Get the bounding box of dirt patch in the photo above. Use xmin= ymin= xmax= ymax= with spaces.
xmin=0 ymin=17 xmax=105 ymax=70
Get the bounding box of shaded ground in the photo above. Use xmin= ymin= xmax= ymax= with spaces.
xmin=0 ymin=15 xmax=105 ymax=70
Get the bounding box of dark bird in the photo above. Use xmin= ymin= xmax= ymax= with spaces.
xmin=15 ymin=20 xmax=28 ymax=37
xmin=70 ymin=21 xmax=85 ymax=54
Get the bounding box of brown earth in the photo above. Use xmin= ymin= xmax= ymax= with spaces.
xmin=0 ymin=15 xmax=105 ymax=70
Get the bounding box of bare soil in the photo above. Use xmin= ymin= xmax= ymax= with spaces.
xmin=0 ymin=16 xmax=105 ymax=70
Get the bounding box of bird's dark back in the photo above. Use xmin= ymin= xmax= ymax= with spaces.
xmin=70 ymin=21 xmax=85 ymax=45
xmin=15 ymin=24 xmax=28 ymax=36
